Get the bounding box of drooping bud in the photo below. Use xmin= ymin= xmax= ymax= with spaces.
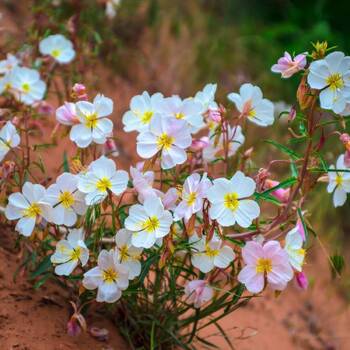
xmin=295 ymin=271 xmax=308 ymax=290
xmin=297 ymin=75 xmax=314 ymax=110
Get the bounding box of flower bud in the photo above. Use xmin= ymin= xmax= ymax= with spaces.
xmin=103 ymin=138 xmax=119 ymax=157
xmin=295 ymin=271 xmax=308 ymax=290
xmin=71 ymin=83 xmax=88 ymax=101
xmin=297 ymin=75 xmax=314 ymax=110
xmin=265 ymin=179 xmax=290 ymax=203
xmin=56 ymin=102 xmax=78 ymax=125
xmin=191 ymin=136 xmax=209 ymax=152
xmin=288 ymin=105 xmax=296 ymax=122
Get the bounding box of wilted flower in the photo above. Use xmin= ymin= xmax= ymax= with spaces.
xmin=39 ymin=34 xmax=75 ymax=64
xmin=0 ymin=121 xmax=20 ymax=162
xmin=271 ymin=52 xmax=307 ymax=78
xmin=184 ymin=280 xmax=213 ymax=308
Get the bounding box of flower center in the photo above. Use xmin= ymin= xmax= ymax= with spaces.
xmin=102 ymin=268 xmax=118 ymax=283
xmin=248 ymin=108 xmax=256 ymax=118
xmin=70 ymin=247 xmax=81 ymax=261
xmin=85 ymin=113 xmax=98 ymax=129
xmin=175 ymin=112 xmax=185 ymax=120
xmin=23 ymin=202 xmax=42 ymax=218
xmin=205 ymin=244 xmax=219 ymax=258
xmin=336 ymin=174 xmax=343 ymax=186
xmin=326 ymin=73 xmax=344 ymax=91
xmin=59 ymin=191 xmax=75 ymax=209
xmin=51 ymin=49 xmax=61 ymax=58
xmin=224 ymin=192 xmax=239 ymax=211
xmin=141 ymin=111 xmax=153 ymax=124
xmin=22 ymin=83 xmax=30 ymax=93
xmin=186 ymin=192 xmax=197 ymax=206
xmin=256 ymin=258 xmax=272 ymax=274
xmin=4 ymin=82 xmax=12 ymax=91
xmin=141 ymin=216 xmax=160 ymax=233
xmin=297 ymin=248 xmax=306 ymax=257
xmin=157 ymin=133 xmax=174 ymax=150
xmin=119 ymin=245 xmax=129 ymax=261
xmin=96 ymin=177 xmax=112 ymax=192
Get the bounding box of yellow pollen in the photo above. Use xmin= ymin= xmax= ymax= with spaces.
xmin=336 ymin=174 xmax=343 ymax=186
xmin=175 ymin=112 xmax=185 ymax=120
xmin=119 ymin=245 xmax=129 ymax=261
xmin=23 ymin=202 xmax=41 ymax=218
xmin=326 ymin=73 xmax=344 ymax=91
xmin=22 ymin=83 xmax=30 ymax=93
xmin=4 ymin=82 xmax=11 ymax=91
xmin=102 ymin=268 xmax=118 ymax=283
xmin=256 ymin=258 xmax=272 ymax=274
xmin=141 ymin=216 xmax=160 ymax=233
xmin=96 ymin=177 xmax=112 ymax=192
xmin=85 ymin=113 xmax=98 ymax=129
xmin=248 ymin=109 xmax=256 ymax=118
xmin=205 ymin=244 xmax=219 ymax=258
xmin=70 ymin=247 xmax=81 ymax=261
xmin=157 ymin=133 xmax=174 ymax=150
xmin=186 ymin=192 xmax=197 ymax=206
xmin=297 ymin=248 xmax=306 ymax=257
xmin=224 ymin=192 xmax=239 ymax=211
xmin=141 ymin=111 xmax=153 ymax=124
xmin=59 ymin=191 xmax=75 ymax=208
xmin=51 ymin=49 xmax=61 ymax=58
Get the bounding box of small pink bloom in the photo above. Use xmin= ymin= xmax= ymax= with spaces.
xmin=191 ymin=136 xmax=210 ymax=152
xmin=184 ymin=280 xmax=213 ymax=308
xmin=271 ymin=52 xmax=307 ymax=78
xmin=238 ymin=240 xmax=293 ymax=293
xmin=296 ymin=218 xmax=306 ymax=241
xmin=162 ymin=187 xmax=178 ymax=210
xmin=208 ymin=108 xmax=221 ymax=123
xmin=265 ymin=179 xmax=290 ymax=203
xmin=56 ymin=102 xmax=79 ymax=125
xmin=103 ymin=138 xmax=119 ymax=157
xmin=295 ymin=271 xmax=308 ymax=290
xmin=34 ymin=101 xmax=54 ymax=115
xmin=72 ymin=83 xmax=88 ymax=101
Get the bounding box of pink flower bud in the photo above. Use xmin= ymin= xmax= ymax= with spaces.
xmin=56 ymin=102 xmax=78 ymax=125
xmin=295 ymin=271 xmax=308 ymax=290
xmin=345 ymin=151 xmax=350 ymax=167
xmin=72 ymin=83 xmax=88 ymax=101
xmin=191 ymin=136 xmax=210 ymax=152
xmin=296 ymin=218 xmax=306 ymax=241
xmin=265 ymin=179 xmax=290 ymax=203
xmin=340 ymin=133 xmax=350 ymax=144
xmin=208 ymin=108 xmax=221 ymax=123
xmin=288 ymin=106 xmax=296 ymax=122
xmin=67 ymin=318 xmax=81 ymax=337
xmin=103 ymin=138 xmax=119 ymax=157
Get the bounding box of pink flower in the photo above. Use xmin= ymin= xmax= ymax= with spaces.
xmin=72 ymin=83 xmax=88 ymax=101
xmin=271 ymin=52 xmax=307 ymax=78
xmin=103 ymin=137 xmax=119 ymax=157
xmin=161 ymin=187 xmax=178 ymax=210
xmin=190 ymin=136 xmax=210 ymax=152
xmin=56 ymin=102 xmax=78 ymax=125
xmin=295 ymin=271 xmax=308 ymax=290
xmin=265 ymin=179 xmax=290 ymax=203
xmin=238 ymin=240 xmax=293 ymax=293
xmin=184 ymin=280 xmax=213 ymax=308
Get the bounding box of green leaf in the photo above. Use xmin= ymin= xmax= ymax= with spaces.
xmin=63 ymin=151 xmax=70 ymax=172
xmin=264 ymin=139 xmax=302 ymax=160
xmin=329 ymin=254 xmax=345 ymax=279
xmin=256 ymin=177 xmax=297 ymax=198
xmin=30 ymin=254 xmax=52 ymax=279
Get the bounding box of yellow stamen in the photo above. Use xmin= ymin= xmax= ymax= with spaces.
xmin=336 ymin=174 xmax=343 ymax=186
xmin=157 ymin=133 xmax=174 ymax=150
xmin=51 ymin=49 xmax=61 ymax=58
xmin=297 ymin=248 xmax=306 ymax=257
xmin=119 ymin=245 xmax=129 ymax=261
xmin=70 ymin=247 xmax=81 ymax=261
xmin=186 ymin=192 xmax=197 ymax=206
xmin=141 ymin=111 xmax=153 ymax=124
xmin=23 ymin=202 xmax=41 ymax=218
xmin=256 ymin=258 xmax=272 ymax=274
xmin=224 ymin=192 xmax=239 ymax=211
xmin=175 ymin=112 xmax=185 ymax=120
xmin=102 ymin=268 xmax=118 ymax=283
xmin=96 ymin=177 xmax=112 ymax=192
xmin=248 ymin=109 xmax=256 ymax=118
xmin=205 ymin=244 xmax=219 ymax=258
xmin=141 ymin=216 xmax=160 ymax=233
xmin=59 ymin=191 xmax=75 ymax=208
xmin=22 ymin=83 xmax=30 ymax=93
xmin=326 ymin=73 xmax=344 ymax=91
xmin=85 ymin=113 xmax=98 ymax=129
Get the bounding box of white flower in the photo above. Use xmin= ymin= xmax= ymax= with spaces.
xmin=0 ymin=72 xmax=14 ymax=94
xmin=0 ymin=53 xmax=19 ymax=74
xmin=160 ymin=95 xmax=205 ymax=133
xmin=190 ymin=233 xmax=235 ymax=273
xmin=227 ymin=83 xmax=274 ymax=127
xmin=122 ymin=91 xmax=163 ymax=133
xmin=206 ymin=171 xmax=260 ymax=227
xmin=5 ymin=182 xmax=49 ymax=236
xmin=174 ymin=173 xmax=211 ymax=221
xmin=194 ymin=83 xmax=218 ymax=112
xmin=51 ymin=228 xmax=89 ymax=276
xmin=137 ymin=115 xmax=192 ymax=170
xmin=83 ymin=249 xmax=129 ymax=303
xmin=284 ymin=227 xmax=305 ymax=272
xmin=327 ymin=154 xmax=350 ymax=207
xmin=44 ymin=173 xmax=87 ymax=226
xmin=105 ymin=0 xmax=121 ymax=19
xmin=308 ymin=51 xmax=350 ymax=114
xmin=203 ymin=125 xmax=245 ymax=162
xmin=70 ymin=94 xmax=114 ymax=148
xmin=78 ymin=156 xmax=129 ymax=205
xmin=115 ymin=229 xmax=143 ymax=279
xmin=124 ymin=197 xmax=173 ymax=248
xmin=0 ymin=121 xmax=20 ymax=162
xmin=11 ymin=67 xmax=46 ymax=105
xmin=39 ymin=34 xmax=75 ymax=64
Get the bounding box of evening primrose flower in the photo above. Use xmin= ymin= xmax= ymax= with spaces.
xmin=190 ymin=233 xmax=235 ymax=273
xmin=115 ymin=229 xmax=143 ymax=280
xmin=56 ymin=102 xmax=78 ymax=125
xmin=137 ymin=115 xmax=192 ymax=170
xmin=39 ymin=34 xmax=75 ymax=64
xmin=308 ymin=51 xmax=350 ymax=113
xmin=206 ymin=171 xmax=260 ymax=227
xmin=184 ymin=280 xmax=213 ymax=308
xmin=0 ymin=121 xmax=20 ymax=162
xmin=284 ymin=227 xmax=305 ymax=272
xmin=124 ymin=197 xmax=173 ymax=249
xmin=227 ymin=83 xmax=274 ymax=127
xmin=51 ymin=228 xmax=89 ymax=276
xmin=174 ymin=173 xmax=211 ymax=221
xmin=11 ymin=67 xmax=46 ymax=105
xmin=83 ymin=249 xmax=129 ymax=303
xmin=271 ymin=52 xmax=307 ymax=78
xmin=160 ymin=95 xmax=205 ymax=133
xmin=0 ymin=53 xmax=19 ymax=74
xmin=78 ymin=156 xmax=129 ymax=205
xmin=327 ymin=154 xmax=350 ymax=207
xmin=70 ymin=94 xmax=114 ymax=148
xmin=122 ymin=91 xmax=163 ymax=133
xmin=238 ymin=240 xmax=293 ymax=293
xmin=194 ymin=83 xmax=218 ymax=112
xmin=44 ymin=173 xmax=87 ymax=226
xmin=5 ymin=182 xmax=49 ymax=236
